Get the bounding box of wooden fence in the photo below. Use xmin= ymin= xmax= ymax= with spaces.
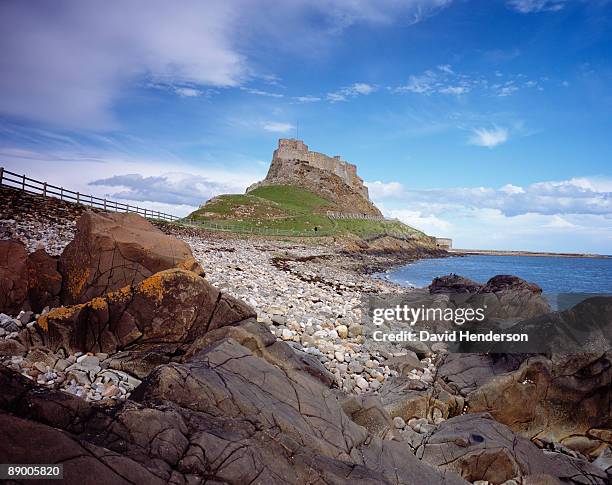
xmin=0 ymin=167 xmax=180 ymax=222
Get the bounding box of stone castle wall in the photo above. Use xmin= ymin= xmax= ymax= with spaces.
xmin=274 ymin=139 xmax=369 ymax=200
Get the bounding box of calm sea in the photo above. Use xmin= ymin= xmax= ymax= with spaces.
xmin=383 ymin=254 xmax=612 ymax=295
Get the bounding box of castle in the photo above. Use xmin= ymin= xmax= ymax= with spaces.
xmin=247 ymin=139 xmax=381 ymax=216
xmin=270 ymin=139 xmax=370 ymax=200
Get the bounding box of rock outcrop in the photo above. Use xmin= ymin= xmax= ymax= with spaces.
xmin=247 ymin=138 xmax=382 ymax=216
xmin=0 ymin=239 xmax=29 ymax=315
xmin=27 ymin=247 xmax=62 ymax=312
xmin=417 ymin=413 xmax=608 ymax=484
xmin=38 ymin=268 xmax=255 ymax=357
xmin=60 ymin=211 xmax=204 ymax=304
xmin=0 ymin=240 xmax=61 ymax=315
xmin=2 ymin=314 xmax=468 ymax=484
xmin=429 ymin=273 xmax=550 ymax=320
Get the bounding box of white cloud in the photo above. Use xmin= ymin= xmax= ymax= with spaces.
xmin=240 ymin=87 xmax=284 ymax=98
xmin=439 ymin=86 xmax=469 ymax=95
xmin=392 ymin=66 xmax=543 ymax=98
xmin=469 ymin=127 xmax=509 ymax=148
xmin=495 ymin=82 xmax=519 ymax=97
xmin=544 ymin=215 xmax=576 ymax=228
xmin=327 ymin=92 xmax=347 ymax=102
xmin=294 ymin=95 xmax=321 ymax=103
xmin=370 ymin=177 xmax=612 ymax=218
xmin=365 ymin=180 xmax=405 ymax=199
xmin=506 ymin=0 xmax=567 ymax=13
xmin=387 ymin=209 xmax=453 ymax=234
xmin=347 ymin=83 xmax=376 ymax=95
xmin=372 ymin=177 xmax=612 ymax=252
xmin=174 ymin=87 xmax=204 ymax=97
xmin=0 ymin=146 xmax=264 ymax=216
xmin=500 ymin=183 xmax=525 ymax=195
xmin=0 ymin=0 xmax=453 ymax=129
xmin=395 ymin=71 xmax=438 ymax=94
xmin=327 ymin=82 xmax=377 ymax=102
xmin=261 ymin=121 xmax=295 ymax=133
xmin=89 ymin=172 xmax=243 ymax=207
xmin=0 ymin=0 xmax=246 ymax=129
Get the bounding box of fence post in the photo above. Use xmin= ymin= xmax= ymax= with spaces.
xmin=43 ymin=182 xmax=47 ymax=197
xmin=0 ymin=167 xmax=3 ymax=185
xmin=21 ymin=174 xmax=26 ymax=191
xmin=76 ymin=192 xmax=80 ymax=204
xmin=144 ymin=208 xmax=147 ymax=218
xmin=90 ymin=195 xmax=93 ymax=207
xmin=103 ymin=199 xmax=107 ymax=210
xmin=60 ymin=187 xmax=63 ymax=200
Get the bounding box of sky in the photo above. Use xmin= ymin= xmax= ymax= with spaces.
xmin=1 ymin=0 xmax=611 ymax=253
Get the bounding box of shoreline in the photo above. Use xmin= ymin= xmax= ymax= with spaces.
xmin=450 ymin=248 xmax=611 ymax=259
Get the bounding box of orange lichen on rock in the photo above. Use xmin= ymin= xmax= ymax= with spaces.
xmin=136 ymin=272 xmax=166 ymax=302
xmin=89 ymin=297 xmax=108 ymax=311
xmin=37 ymin=304 xmax=84 ymax=331
xmin=106 ymin=285 xmax=133 ymax=303
xmin=66 ymin=267 xmax=90 ymax=299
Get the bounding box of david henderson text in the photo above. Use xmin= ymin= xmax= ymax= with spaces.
xmin=372 ymin=330 xmax=529 ymax=342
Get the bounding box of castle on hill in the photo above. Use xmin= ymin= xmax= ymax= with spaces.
xmin=247 ymin=139 xmax=381 ymax=217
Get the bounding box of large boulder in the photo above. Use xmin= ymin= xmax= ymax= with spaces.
xmin=429 ymin=274 xmax=481 ymax=294
xmin=429 ymin=273 xmax=550 ymax=320
xmin=417 ymin=413 xmax=608 ymax=484
xmin=37 ymin=268 xmax=255 ymax=357
xmin=0 ymin=239 xmax=29 ymax=315
xmin=466 ymin=353 xmax=612 ymax=458
xmin=59 ymin=211 xmax=203 ymax=304
xmin=438 ymin=349 xmax=611 ymax=458
xmin=27 ymin=248 xmax=62 ymax=312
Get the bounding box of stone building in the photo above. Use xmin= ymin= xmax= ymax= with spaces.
xmin=271 ymin=139 xmax=370 ymax=200
xmin=247 ymin=139 xmax=382 ymax=217
xmin=435 ymin=238 xmax=453 ymax=249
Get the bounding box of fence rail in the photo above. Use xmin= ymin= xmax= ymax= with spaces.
xmin=183 ymin=218 xmax=333 ymax=237
xmin=0 ymin=167 xmax=180 ymax=222
xmin=326 ymin=211 xmax=385 ymax=221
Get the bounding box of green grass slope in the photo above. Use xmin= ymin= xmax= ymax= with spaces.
xmin=186 ymin=185 xmax=426 ymax=238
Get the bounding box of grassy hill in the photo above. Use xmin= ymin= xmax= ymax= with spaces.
xmin=186 ymin=185 xmax=427 ymax=239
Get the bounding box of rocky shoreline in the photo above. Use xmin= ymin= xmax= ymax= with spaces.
xmin=1 ymin=211 xmax=438 ymax=402
xmin=0 ymin=189 xmax=610 ymax=484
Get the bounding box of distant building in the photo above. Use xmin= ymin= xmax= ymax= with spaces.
xmin=435 ymin=237 xmax=452 ymax=249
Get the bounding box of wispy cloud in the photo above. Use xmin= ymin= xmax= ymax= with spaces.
xmin=293 ymin=95 xmax=321 ymax=103
xmin=392 ymin=65 xmax=545 ymax=98
xmin=506 ymin=0 xmax=567 ymax=13
xmin=327 ymin=82 xmax=377 ymax=102
xmin=261 ymin=121 xmax=295 ymax=133
xmin=89 ymin=172 xmax=245 ymax=206
xmin=174 ymin=87 xmax=204 ymax=97
xmin=469 ymin=127 xmax=509 ymax=148
xmin=240 ymin=87 xmax=284 ymax=98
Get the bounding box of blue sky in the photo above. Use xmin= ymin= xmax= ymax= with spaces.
xmin=1 ymin=0 xmax=611 ymax=253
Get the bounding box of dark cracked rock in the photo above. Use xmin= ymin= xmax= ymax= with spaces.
xmin=438 ymin=350 xmax=612 ymax=459
xmin=0 ymin=322 xmax=468 ymax=484
xmin=416 ymin=413 xmax=608 ymax=484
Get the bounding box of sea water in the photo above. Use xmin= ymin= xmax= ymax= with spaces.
xmin=384 ymin=254 xmax=612 ymax=295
